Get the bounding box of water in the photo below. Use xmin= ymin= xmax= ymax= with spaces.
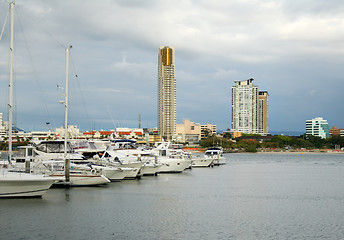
xmin=1 ymin=153 xmax=344 ymax=239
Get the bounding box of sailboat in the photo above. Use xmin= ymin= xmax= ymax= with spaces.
xmin=39 ymin=46 xmax=110 ymax=187
xmin=0 ymin=2 xmax=56 ymax=198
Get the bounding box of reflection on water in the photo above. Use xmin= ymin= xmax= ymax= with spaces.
xmin=1 ymin=153 xmax=344 ymax=239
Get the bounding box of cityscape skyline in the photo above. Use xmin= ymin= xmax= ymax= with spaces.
xmin=0 ymin=1 xmax=343 ymax=133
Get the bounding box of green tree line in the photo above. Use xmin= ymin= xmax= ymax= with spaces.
xmin=199 ymin=134 xmax=344 ymax=153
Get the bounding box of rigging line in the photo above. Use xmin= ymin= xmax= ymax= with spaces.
xmin=69 ymin=53 xmax=92 ymax=130
xmin=106 ymin=105 xmax=117 ymax=130
xmin=0 ymin=4 xmax=9 ymax=41
xmin=15 ymin=2 xmax=66 ymax=50
xmin=15 ymin=6 xmax=55 ymax=130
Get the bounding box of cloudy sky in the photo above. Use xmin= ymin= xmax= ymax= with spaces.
xmin=0 ymin=0 xmax=343 ymax=134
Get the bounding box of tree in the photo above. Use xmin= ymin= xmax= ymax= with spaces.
xmin=202 ymin=128 xmax=211 ymax=139
xmin=223 ymin=132 xmax=232 ymax=139
xmin=328 ymin=135 xmax=344 ymax=148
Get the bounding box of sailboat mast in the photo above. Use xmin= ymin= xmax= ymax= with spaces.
xmin=64 ymin=46 xmax=72 ymax=183
xmin=8 ymin=2 xmax=15 ymax=162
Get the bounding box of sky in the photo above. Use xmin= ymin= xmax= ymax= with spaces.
xmin=0 ymin=0 xmax=343 ymax=134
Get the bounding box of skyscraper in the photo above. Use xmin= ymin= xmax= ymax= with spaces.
xmin=258 ymin=91 xmax=269 ymax=135
xmin=158 ymin=46 xmax=176 ymax=140
xmin=231 ymin=78 xmax=269 ymax=135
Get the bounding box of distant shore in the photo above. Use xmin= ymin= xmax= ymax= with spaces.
xmin=228 ymin=149 xmax=344 ymax=154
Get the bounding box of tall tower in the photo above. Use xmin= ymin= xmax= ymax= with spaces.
xmin=231 ymin=78 xmax=258 ymax=134
xmin=258 ymin=91 xmax=269 ymax=135
xmin=158 ymin=46 xmax=176 ymax=140
xmin=231 ymin=78 xmax=269 ymax=135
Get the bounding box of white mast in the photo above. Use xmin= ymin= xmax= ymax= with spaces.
xmin=8 ymin=2 xmax=15 ymax=162
xmin=64 ymin=45 xmax=72 ymax=183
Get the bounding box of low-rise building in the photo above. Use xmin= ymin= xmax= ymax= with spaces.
xmin=306 ymin=117 xmax=330 ymax=139
xmin=56 ymin=125 xmax=82 ymax=139
xmin=329 ymin=126 xmax=344 ymax=136
xmin=175 ymin=119 xmax=217 ymax=143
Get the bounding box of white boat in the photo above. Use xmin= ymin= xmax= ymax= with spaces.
xmin=13 ymin=144 xmax=113 ymax=186
xmin=140 ymin=162 xmax=162 ymax=176
xmin=101 ymin=147 xmax=143 ymax=179
xmin=158 ymin=157 xmax=192 ymax=173
xmin=33 ymin=140 xmax=85 ymax=163
xmin=204 ymin=147 xmax=226 ymax=165
xmin=37 ymin=161 xmax=110 ymax=187
xmin=90 ymin=164 xmax=129 ymax=182
xmin=70 ymin=139 xmax=109 ymax=159
xmin=0 ymin=2 xmax=56 ymax=198
xmin=191 ymin=155 xmax=214 ymax=167
xmin=106 ymin=141 xmax=162 ymax=176
xmin=150 ymin=142 xmax=192 ymax=173
xmin=0 ymin=170 xmax=56 ymax=198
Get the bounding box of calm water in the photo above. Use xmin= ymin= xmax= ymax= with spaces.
xmin=1 ymin=153 xmax=344 ymax=240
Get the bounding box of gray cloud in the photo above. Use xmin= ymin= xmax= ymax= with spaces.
xmin=0 ymin=0 xmax=343 ymax=133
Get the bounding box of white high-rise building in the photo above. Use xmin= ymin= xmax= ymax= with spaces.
xmin=231 ymin=78 xmax=268 ymax=134
xmin=158 ymin=46 xmax=176 ymax=140
xmin=306 ymin=117 xmax=330 ymax=139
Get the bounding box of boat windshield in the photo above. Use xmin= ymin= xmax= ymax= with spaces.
xmin=36 ymin=142 xmax=72 ymax=153
xmin=17 ymin=148 xmax=26 ymax=157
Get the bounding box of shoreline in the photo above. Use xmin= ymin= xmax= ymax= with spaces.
xmin=227 ymin=150 xmax=344 ymax=154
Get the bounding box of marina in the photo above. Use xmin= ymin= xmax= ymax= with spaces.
xmin=0 ymin=1 xmax=344 ymax=239
xmin=1 ymin=153 xmax=344 ymax=239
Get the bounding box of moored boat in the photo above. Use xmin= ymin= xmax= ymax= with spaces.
xmin=204 ymin=147 xmax=226 ymax=165
xmin=0 ymin=170 xmax=56 ymax=198
xmin=38 ymin=161 xmax=110 ymax=187
xmin=191 ymin=155 xmax=214 ymax=167
xmin=0 ymin=2 xmax=56 ymax=198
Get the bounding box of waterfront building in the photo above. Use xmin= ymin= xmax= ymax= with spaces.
xmin=175 ymin=119 xmax=202 ymax=143
xmin=231 ymin=78 xmax=269 ymax=134
xmin=201 ymin=123 xmax=217 ymax=139
xmin=115 ymin=128 xmax=143 ymax=140
xmin=56 ymin=125 xmax=81 ymax=139
xmin=306 ymin=117 xmax=330 ymax=139
xmin=229 ymin=131 xmax=242 ymax=139
xmin=329 ymin=126 xmax=344 ymax=137
xmin=158 ymin=46 xmax=176 ymax=141
xmin=143 ymin=128 xmax=161 ymax=144
xmin=30 ymin=130 xmax=55 ymax=140
xmin=175 ymin=119 xmax=217 ymax=143
xmin=258 ymin=91 xmax=269 ymax=135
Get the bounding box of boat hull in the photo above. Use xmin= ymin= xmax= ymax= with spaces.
xmin=108 ymin=168 xmax=130 ymax=181
xmin=141 ymin=163 xmax=161 ymax=176
xmin=0 ymin=174 xmax=55 ymax=198
xmin=191 ymin=158 xmax=214 ymax=167
xmin=51 ymin=174 xmax=110 ymax=187
xmin=121 ymin=162 xmax=142 ymax=179
xmin=158 ymin=159 xmax=192 ymax=173
xmin=210 ymin=157 xmax=226 ymax=166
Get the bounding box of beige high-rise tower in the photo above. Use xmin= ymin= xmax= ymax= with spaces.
xmin=258 ymin=91 xmax=269 ymax=135
xmin=158 ymin=46 xmax=176 ymax=140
